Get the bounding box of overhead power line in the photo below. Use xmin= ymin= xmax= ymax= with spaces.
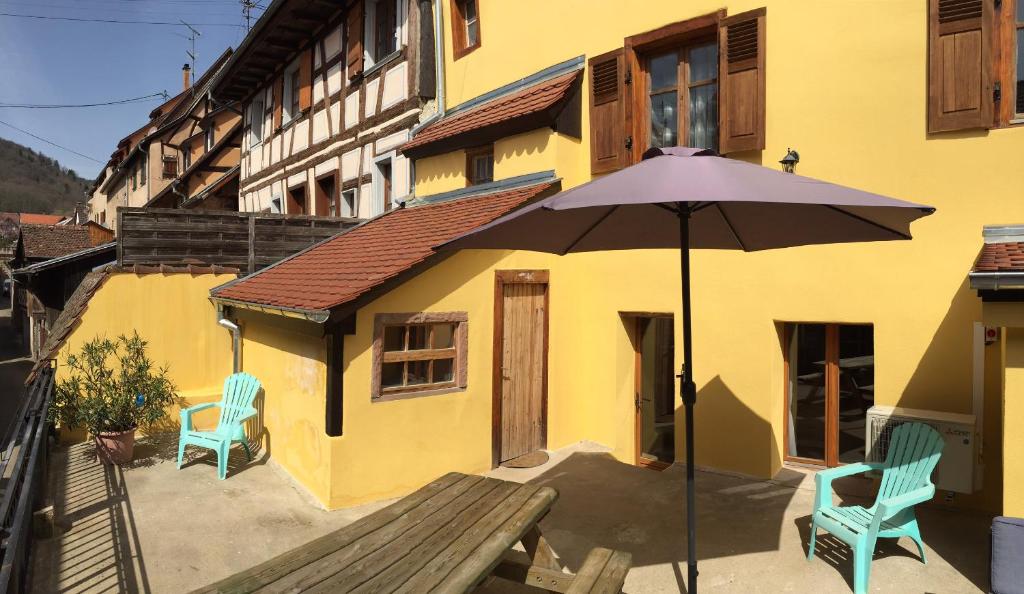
xmin=0 ymin=92 xmax=168 ymax=109
xmin=0 ymin=120 xmax=103 ymax=164
xmin=0 ymin=12 xmax=244 ymax=27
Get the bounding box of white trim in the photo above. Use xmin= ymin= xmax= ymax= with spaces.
xmin=372 ymin=150 xmax=396 ymax=217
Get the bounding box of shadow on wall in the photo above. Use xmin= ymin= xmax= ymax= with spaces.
xmin=687 ymin=374 xmax=776 ymax=479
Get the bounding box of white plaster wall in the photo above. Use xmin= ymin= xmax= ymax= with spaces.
xmin=345 ymin=92 xmax=359 ymax=129
xmin=341 ymin=147 xmax=361 ymax=181
xmin=364 ymin=78 xmax=380 ymax=119
xmin=381 ymin=61 xmax=408 ymax=111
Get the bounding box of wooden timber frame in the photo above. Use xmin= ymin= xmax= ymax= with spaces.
xmin=491 ymin=270 xmax=550 ymax=469
xmin=781 ymin=322 xmax=842 ymax=468
xmin=117 ymin=207 xmax=360 ymax=273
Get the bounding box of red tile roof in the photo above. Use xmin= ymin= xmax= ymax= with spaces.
xmin=401 ymin=71 xmax=580 ymax=155
xmin=19 ymin=213 xmax=64 ymax=225
xmin=974 ymin=242 xmax=1024 ymax=273
xmin=19 ymin=224 xmax=93 ymax=259
xmin=213 ymin=182 xmax=555 ymax=312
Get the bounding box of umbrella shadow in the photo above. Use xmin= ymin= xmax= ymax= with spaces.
xmin=522 ymin=376 xmax=793 ymax=593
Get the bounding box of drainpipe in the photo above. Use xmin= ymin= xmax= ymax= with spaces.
xmin=217 ymin=313 xmax=242 ymax=373
xmin=170 ymin=179 xmax=187 ymax=208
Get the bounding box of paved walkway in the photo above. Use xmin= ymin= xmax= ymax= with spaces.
xmin=32 ymin=439 xmax=990 ymax=593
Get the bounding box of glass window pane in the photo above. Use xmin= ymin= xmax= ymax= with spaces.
xmin=1016 ymin=29 xmax=1023 ymax=114
xmin=688 ymin=43 xmax=718 ymax=83
xmin=688 ymin=83 xmax=718 ymax=152
xmin=837 ymin=325 xmax=873 ymax=464
xmin=649 ymin=92 xmax=678 ymax=148
xmin=464 ymin=0 xmax=477 ymax=21
xmin=1017 ymin=1 xmax=1024 ymax=20
xmin=383 ymin=326 xmax=405 ymax=351
xmin=381 ymin=362 xmax=404 ymax=388
xmin=648 ymin=52 xmax=678 ymax=91
xmin=467 ymin=20 xmax=479 ymax=46
xmin=787 ymin=324 xmax=827 ymax=461
xmin=407 ymin=360 xmax=429 ymax=385
xmin=433 ymin=358 xmax=454 ymax=383
xmin=432 ymin=324 xmax=454 ymax=349
xmin=408 ymin=325 xmax=428 ymax=350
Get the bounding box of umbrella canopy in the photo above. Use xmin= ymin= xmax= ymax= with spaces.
xmin=446 ymin=147 xmax=934 ymax=254
xmin=442 ymin=147 xmax=935 ymax=593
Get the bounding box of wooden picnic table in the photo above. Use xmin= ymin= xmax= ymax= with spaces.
xmin=192 ymin=472 xmax=630 ymax=594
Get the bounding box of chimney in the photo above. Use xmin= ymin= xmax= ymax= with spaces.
xmin=182 ymin=64 xmax=191 ymax=91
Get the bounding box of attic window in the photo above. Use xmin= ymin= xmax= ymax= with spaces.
xmin=162 ymin=156 xmax=177 ymax=179
xmin=365 ymin=0 xmax=399 ymax=66
xmin=451 ymin=0 xmax=481 ymax=59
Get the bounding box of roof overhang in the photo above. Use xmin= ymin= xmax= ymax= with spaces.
xmin=13 ymin=242 xmax=116 ymax=278
xmin=211 ymin=295 xmax=331 ymax=324
xmin=212 ymin=0 xmax=347 ymax=103
xmin=401 ymin=57 xmax=584 ymax=160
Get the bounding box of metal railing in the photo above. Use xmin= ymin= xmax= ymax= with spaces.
xmin=0 ymin=364 xmax=54 ymax=593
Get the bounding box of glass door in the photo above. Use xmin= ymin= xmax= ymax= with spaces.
xmin=785 ymin=323 xmax=873 ymax=467
xmin=635 ymin=317 xmax=676 ymax=468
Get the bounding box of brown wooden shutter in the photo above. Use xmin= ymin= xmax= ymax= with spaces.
xmin=299 ymin=48 xmax=312 ymax=112
xmin=272 ymin=77 xmax=283 ymax=130
xmin=927 ymin=0 xmax=992 ymax=133
xmin=588 ymin=48 xmax=629 ymax=174
xmin=719 ymin=8 xmax=766 ymax=154
xmin=347 ymin=1 xmax=364 ymax=79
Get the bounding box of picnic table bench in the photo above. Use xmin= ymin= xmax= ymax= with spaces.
xmin=192 ymin=472 xmax=631 ymax=593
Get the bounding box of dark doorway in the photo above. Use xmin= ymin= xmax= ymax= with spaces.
xmin=635 ymin=316 xmax=675 ymax=469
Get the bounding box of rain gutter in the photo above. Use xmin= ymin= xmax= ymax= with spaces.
xmin=969 ymin=272 xmax=1024 ymax=291
xmin=211 ymin=296 xmax=330 ymax=324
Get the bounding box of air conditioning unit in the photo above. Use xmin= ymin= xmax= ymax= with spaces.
xmin=865 ymin=406 xmax=978 ymax=494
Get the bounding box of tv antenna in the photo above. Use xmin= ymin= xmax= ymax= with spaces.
xmin=181 ymin=20 xmax=201 ymax=92
xmin=241 ymin=0 xmax=259 ymax=31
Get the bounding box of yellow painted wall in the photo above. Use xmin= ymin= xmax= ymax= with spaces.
xmin=237 ymin=315 xmax=334 ymax=505
xmin=412 ymin=0 xmax=1022 ymax=510
xmin=55 ymin=273 xmax=236 ymax=433
xmin=220 ymin=0 xmax=1022 ymax=511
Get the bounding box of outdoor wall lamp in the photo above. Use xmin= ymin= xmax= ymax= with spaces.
xmin=780 ymin=148 xmax=800 ymax=173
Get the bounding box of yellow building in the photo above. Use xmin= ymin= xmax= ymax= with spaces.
xmin=53 ymin=0 xmax=1024 ymax=516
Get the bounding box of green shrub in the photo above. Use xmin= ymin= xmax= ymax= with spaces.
xmin=49 ymin=332 xmax=178 ymax=434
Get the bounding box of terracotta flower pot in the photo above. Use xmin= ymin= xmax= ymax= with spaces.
xmin=94 ymin=429 xmax=136 ymax=465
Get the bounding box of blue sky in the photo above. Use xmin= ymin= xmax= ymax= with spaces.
xmin=0 ymin=0 xmax=263 ymax=180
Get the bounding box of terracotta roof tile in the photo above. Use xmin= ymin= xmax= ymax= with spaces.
xmin=401 ymin=71 xmax=580 ymax=154
xmin=974 ymin=242 xmax=1024 ymax=273
xmin=19 ymin=213 xmax=64 ymax=225
xmin=213 ymin=182 xmax=555 ymax=312
xmin=19 ymin=224 xmax=93 ymax=259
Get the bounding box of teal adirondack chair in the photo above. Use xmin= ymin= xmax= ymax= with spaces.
xmin=808 ymin=422 xmax=944 ymax=594
xmin=176 ymin=372 xmax=262 ymax=480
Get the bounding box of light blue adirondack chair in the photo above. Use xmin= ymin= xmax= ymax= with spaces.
xmin=176 ymin=372 xmax=261 ymax=480
xmin=808 ymin=422 xmax=944 ymax=594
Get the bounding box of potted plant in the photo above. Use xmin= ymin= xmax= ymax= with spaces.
xmin=49 ymin=332 xmax=177 ymax=464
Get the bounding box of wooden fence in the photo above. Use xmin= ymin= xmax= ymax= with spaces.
xmin=117 ymin=208 xmax=360 ymax=273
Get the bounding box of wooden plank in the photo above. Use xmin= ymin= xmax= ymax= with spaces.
xmin=565 ymin=548 xmax=612 ymax=594
xmin=590 ymin=551 xmax=631 ymax=594
xmin=521 ymin=524 xmax=561 ymax=571
xmin=338 ymin=481 xmax=523 ymax=594
xmin=392 ymin=484 xmax=541 ymax=593
xmin=491 ymin=560 xmax=574 ymax=593
xmin=247 ymin=215 xmax=256 ymax=274
xmin=193 ymin=473 xmax=467 ymax=593
xmin=434 ymin=486 xmax=559 ymax=592
xmin=254 ymin=475 xmax=494 ymax=593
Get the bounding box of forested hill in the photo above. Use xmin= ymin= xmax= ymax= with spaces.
xmin=0 ymin=137 xmax=90 ymax=215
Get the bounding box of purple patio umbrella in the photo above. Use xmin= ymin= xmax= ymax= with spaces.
xmin=444 ymin=146 xmax=935 ymax=593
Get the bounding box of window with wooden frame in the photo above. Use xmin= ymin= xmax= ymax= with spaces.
xmin=451 ymin=0 xmax=481 ymax=59
xmin=465 ymin=145 xmax=494 ymax=185
xmin=139 ymin=155 xmax=146 ymax=186
xmin=205 ymin=126 xmax=215 ymax=152
xmin=366 ymin=0 xmax=398 ymax=65
xmin=587 ymin=9 xmax=765 ymax=174
xmin=928 ymin=0 xmax=1024 ymax=131
xmin=182 ymin=141 xmax=192 ymax=171
xmin=372 ymin=312 xmax=468 ymax=400
xmin=162 ymin=156 xmax=177 ymax=179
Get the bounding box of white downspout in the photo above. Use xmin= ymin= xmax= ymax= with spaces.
xmin=218 ymin=315 xmax=242 ymax=374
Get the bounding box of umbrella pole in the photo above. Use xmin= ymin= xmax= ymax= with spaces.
xmin=678 ymin=202 xmax=698 ymax=593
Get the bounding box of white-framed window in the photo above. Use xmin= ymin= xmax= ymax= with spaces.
xmin=341 ymin=188 xmax=357 ymax=217
xmin=139 ymin=153 xmax=147 ymax=187
xmin=250 ymin=99 xmax=264 ymax=147
xmin=282 ymin=62 xmax=301 ymax=125
xmin=205 ymin=126 xmax=215 ymax=152
xmin=365 ymin=0 xmax=401 ymax=67
xmin=182 ymin=141 xmax=191 ymax=171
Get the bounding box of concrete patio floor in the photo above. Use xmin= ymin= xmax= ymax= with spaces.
xmin=31 ymin=437 xmax=990 ymax=593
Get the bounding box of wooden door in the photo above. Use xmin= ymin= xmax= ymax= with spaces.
xmin=493 ymin=271 xmax=549 ymax=465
